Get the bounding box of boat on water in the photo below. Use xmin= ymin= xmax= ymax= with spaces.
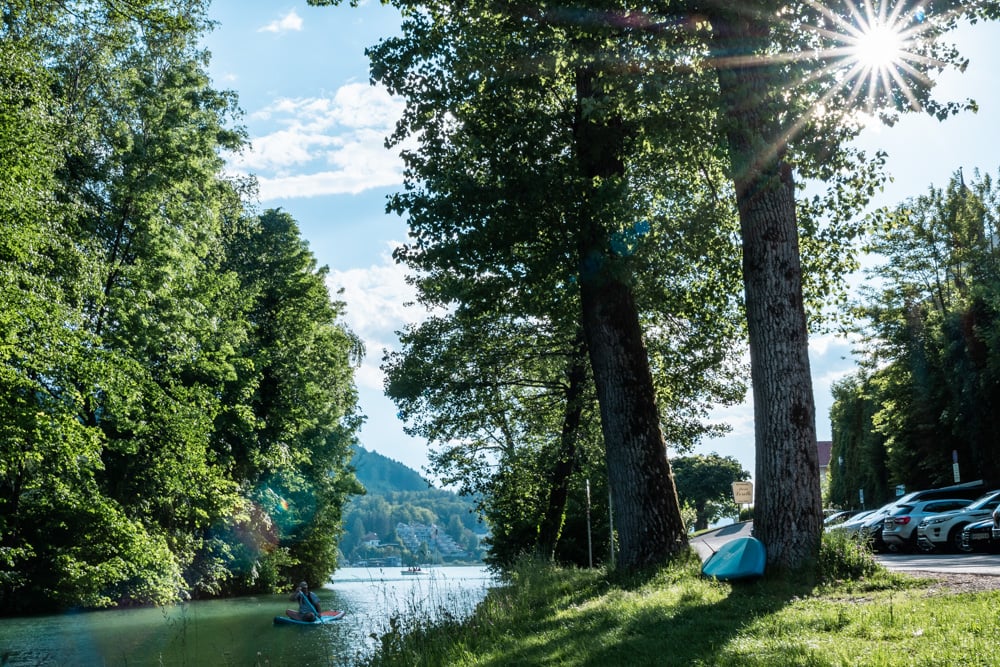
xmin=273 ymin=609 xmax=346 ymax=626
xmin=700 ymin=536 xmax=766 ymax=581
xmin=400 ymin=568 xmax=428 ymax=575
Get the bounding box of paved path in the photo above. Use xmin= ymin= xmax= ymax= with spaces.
xmin=690 ymin=522 xmax=753 ymax=561
xmin=691 ymin=522 xmax=1000 ymax=575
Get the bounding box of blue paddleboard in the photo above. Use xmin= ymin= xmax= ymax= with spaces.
xmin=701 ymin=536 xmax=766 ymax=581
xmin=273 ymin=610 xmax=346 ymax=625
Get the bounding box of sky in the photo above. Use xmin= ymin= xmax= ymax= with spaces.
xmin=201 ymin=3 xmax=1000 ymax=481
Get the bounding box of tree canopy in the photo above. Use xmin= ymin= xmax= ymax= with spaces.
xmin=830 ymin=168 xmax=1000 ymax=508
xmin=0 ymin=1 xmax=362 ymax=612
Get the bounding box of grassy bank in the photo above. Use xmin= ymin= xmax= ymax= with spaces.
xmin=358 ymin=547 xmax=1000 ymax=666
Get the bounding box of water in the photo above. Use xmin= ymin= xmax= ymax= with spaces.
xmin=0 ymin=565 xmax=493 ymax=666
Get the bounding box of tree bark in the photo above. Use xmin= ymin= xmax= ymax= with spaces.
xmin=574 ymin=67 xmax=687 ymax=570
xmin=535 ymin=329 xmax=588 ymax=560
xmin=707 ymin=8 xmax=823 ymax=569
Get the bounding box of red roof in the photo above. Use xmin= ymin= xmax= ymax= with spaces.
xmin=816 ymin=440 xmax=832 ymax=468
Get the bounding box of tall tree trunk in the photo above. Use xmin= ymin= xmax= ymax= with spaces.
xmin=707 ymin=8 xmax=823 ymax=569
xmin=574 ymin=67 xmax=687 ymax=570
xmin=535 ymin=328 xmax=588 ymax=560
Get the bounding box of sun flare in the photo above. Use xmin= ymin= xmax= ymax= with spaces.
xmin=851 ymin=22 xmax=904 ymax=69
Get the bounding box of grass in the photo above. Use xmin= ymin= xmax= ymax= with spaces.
xmin=356 ymin=539 xmax=1000 ymax=667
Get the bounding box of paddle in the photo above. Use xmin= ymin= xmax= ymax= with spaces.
xmin=298 ymin=586 xmax=320 ymax=620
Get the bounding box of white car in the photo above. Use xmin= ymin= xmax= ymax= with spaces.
xmin=916 ymin=490 xmax=1000 ymax=553
xmin=881 ymin=498 xmax=972 ymax=552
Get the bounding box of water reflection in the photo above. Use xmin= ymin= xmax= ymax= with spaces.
xmin=0 ymin=566 xmax=492 ymax=666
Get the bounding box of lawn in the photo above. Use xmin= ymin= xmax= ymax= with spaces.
xmin=357 ymin=545 xmax=1000 ymax=666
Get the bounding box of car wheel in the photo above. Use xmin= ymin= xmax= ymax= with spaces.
xmin=916 ymin=537 xmax=936 ymax=554
xmin=949 ymin=525 xmax=969 ymax=553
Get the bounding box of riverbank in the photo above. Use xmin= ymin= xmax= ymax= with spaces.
xmin=358 ymin=551 xmax=1000 ymax=666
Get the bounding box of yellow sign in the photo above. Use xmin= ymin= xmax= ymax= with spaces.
xmin=731 ymin=481 xmax=753 ymax=504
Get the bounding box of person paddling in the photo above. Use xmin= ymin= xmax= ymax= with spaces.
xmin=287 ymin=581 xmax=322 ymax=622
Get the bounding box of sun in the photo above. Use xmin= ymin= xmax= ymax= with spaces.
xmin=851 ymin=21 xmax=904 ymax=70
xmin=796 ymin=0 xmax=939 ymax=117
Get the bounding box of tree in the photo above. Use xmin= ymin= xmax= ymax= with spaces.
xmin=316 ymin=0 xmax=989 ymax=572
xmin=834 ymin=169 xmax=1000 ymax=499
xmin=1 ymin=0 xmax=248 ymax=611
xmin=685 ymin=0 xmax=1000 ymax=569
xmin=672 ymin=454 xmax=750 ymax=531
xmin=356 ymin=0 xmax=747 ymax=570
xmin=1 ymin=1 xmax=365 ymax=610
xmin=218 ymin=209 xmax=365 ymax=588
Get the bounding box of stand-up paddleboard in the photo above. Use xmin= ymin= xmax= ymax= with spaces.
xmin=274 ymin=609 xmax=346 ymax=626
xmin=701 ymin=536 xmax=765 ymax=581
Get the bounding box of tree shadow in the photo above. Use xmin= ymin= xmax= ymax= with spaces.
xmin=474 ymin=573 xmax=813 ymax=667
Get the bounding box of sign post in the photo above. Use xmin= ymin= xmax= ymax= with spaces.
xmin=732 ymin=481 xmax=753 ymax=523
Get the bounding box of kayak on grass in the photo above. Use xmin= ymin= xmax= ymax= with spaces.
xmin=273 ymin=609 xmax=346 ymax=626
xmin=701 ymin=536 xmax=766 ymax=581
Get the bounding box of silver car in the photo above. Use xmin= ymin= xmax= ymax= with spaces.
xmin=881 ymin=499 xmax=972 ymax=552
xmin=917 ymin=490 xmax=1000 ymax=553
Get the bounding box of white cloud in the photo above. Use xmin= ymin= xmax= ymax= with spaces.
xmin=235 ymin=85 xmax=407 ymax=200
xmin=328 ymin=255 xmax=430 ymax=391
xmin=256 ymin=158 xmax=401 ymax=198
xmin=258 ymin=10 xmax=303 ymax=34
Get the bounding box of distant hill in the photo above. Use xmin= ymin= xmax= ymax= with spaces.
xmin=351 ymin=445 xmax=432 ymax=493
xmin=342 ymin=446 xmax=487 ymax=564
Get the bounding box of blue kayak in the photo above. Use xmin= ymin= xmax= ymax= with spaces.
xmin=274 ymin=610 xmax=346 ymax=625
xmin=701 ymin=536 xmax=766 ymax=581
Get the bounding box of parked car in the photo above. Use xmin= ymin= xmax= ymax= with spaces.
xmin=823 ymin=510 xmax=862 ymax=527
xmin=858 ymin=511 xmax=897 ymax=552
xmin=828 ymin=482 xmax=986 ymax=546
xmin=960 ymin=518 xmax=997 ymax=553
xmin=882 ymin=498 xmax=973 ymax=552
xmin=917 ymin=490 xmax=1000 ymax=553
xmin=825 ymin=509 xmax=878 ymax=538
xmin=833 ymin=506 xmax=900 ymax=552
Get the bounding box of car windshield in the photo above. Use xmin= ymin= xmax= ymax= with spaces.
xmin=889 ymin=505 xmax=913 ymax=515
xmin=964 ymin=492 xmax=1000 ymax=510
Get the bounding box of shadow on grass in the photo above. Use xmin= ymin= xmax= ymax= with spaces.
xmin=471 ymin=575 xmax=806 ymax=667
xmin=361 ymin=543 xmax=895 ymax=667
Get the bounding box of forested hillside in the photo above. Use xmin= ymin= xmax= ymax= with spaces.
xmin=340 ymin=448 xmax=487 ymax=564
xmin=0 ymin=3 xmax=362 ymax=614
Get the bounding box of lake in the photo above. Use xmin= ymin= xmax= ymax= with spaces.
xmin=0 ymin=565 xmax=494 ymax=666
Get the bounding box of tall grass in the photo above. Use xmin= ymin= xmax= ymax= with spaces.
xmin=357 ymin=539 xmax=1000 ymax=667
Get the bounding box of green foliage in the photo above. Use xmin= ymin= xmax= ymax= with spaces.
xmin=0 ymin=3 xmax=362 ymax=612
xmin=368 ymin=0 xmax=748 ymax=571
xmin=672 ymin=453 xmax=751 ymax=531
xmin=834 ymin=169 xmax=1000 ymax=500
xmin=816 ymin=528 xmax=882 ymax=585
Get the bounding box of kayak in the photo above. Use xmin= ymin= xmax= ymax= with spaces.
xmin=701 ymin=536 xmax=766 ymax=581
xmin=273 ymin=609 xmax=346 ymax=626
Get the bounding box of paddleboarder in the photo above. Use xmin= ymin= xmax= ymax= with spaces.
xmin=287 ymin=581 xmax=322 ymax=622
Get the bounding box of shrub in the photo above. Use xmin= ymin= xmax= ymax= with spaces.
xmin=817 ymin=529 xmax=880 ymax=583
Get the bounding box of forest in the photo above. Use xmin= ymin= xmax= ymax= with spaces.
xmin=341 ymin=447 xmax=487 ymax=565
xmin=5 ymin=0 xmax=1000 ymax=615
xmin=1 ymin=2 xmax=363 ymax=614
xmin=828 ymin=170 xmax=1000 ymax=509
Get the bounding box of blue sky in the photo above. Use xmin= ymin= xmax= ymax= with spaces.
xmin=201 ymin=3 xmax=1000 ymax=480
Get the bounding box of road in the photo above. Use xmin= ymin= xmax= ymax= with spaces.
xmin=691 ymin=522 xmax=1000 ymax=576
